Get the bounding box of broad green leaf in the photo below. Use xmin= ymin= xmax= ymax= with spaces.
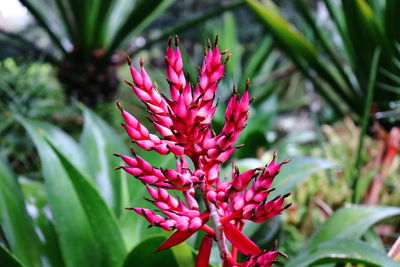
xmin=19 ymin=118 xmax=103 ymax=267
xmin=309 ymin=205 xmax=400 ymax=247
xmin=269 ymin=157 xmax=338 ymax=199
xmin=0 ymin=160 xmax=42 ymax=267
xmin=30 ymin=120 xmax=90 ymax=177
xmin=123 ymin=235 xmax=180 ymax=267
xmin=19 ymin=178 xmax=65 ymax=267
xmin=170 ymin=239 xmax=196 ymax=267
xmin=286 ymin=239 xmax=399 ymax=267
xmin=363 ymin=228 xmax=386 ymax=252
xmin=0 ymin=244 xmax=22 ymax=267
xmin=47 ymin=137 xmax=127 ymax=267
xmin=80 ymin=106 xmax=128 ymax=216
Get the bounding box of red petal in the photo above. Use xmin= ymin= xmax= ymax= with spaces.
xmin=222 ymin=222 xmax=261 ymax=255
xmin=156 ymin=212 xmax=210 ymax=252
xmin=195 ymin=235 xmax=213 ymax=267
xmin=156 ymin=229 xmax=197 ymax=252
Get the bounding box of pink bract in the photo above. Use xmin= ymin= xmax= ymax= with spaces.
xmin=116 ymin=36 xmax=290 ymax=267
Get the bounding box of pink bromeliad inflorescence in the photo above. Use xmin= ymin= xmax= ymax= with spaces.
xmin=115 ymin=36 xmax=291 ymax=267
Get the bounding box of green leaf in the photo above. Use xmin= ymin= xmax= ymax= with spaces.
xmin=286 ymin=239 xmax=399 ymax=267
xmin=0 ymin=159 xmax=42 ymax=267
xmin=170 ymin=239 xmax=196 ymax=267
xmin=19 ymin=118 xmax=104 ymax=267
xmin=241 ymin=36 xmax=273 ymax=86
xmin=107 ymin=0 xmax=175 ymax=55
xmin=216 ymin=12 xmax=242 ymax=84
xmin=138 ymin=0 xmax=245 ymax=53
xmin=46 ymin=136 xmax=127 ymax=267
xmin=80 ymin=106 xmax=128 ymax=216
xmin=30 ymin=120 xmax=90 ymax=177
xmin=19 ymin=178 xmax=65 ymax=267
xmin=363 ymin=228 xmax=386 ymax=252
xmin=0 ymin=244 xmax=23 ymax=267
xmin=123 ymin=235 xmax=180 ymax=267
xmin=309 ymin=205 xmax=400 ymax=247
xmin=18 ymin=0 xmax=67 ymax=55
xmin=352 ymin=48 xmax=381 ymax=203
xmin=245 ymin=0 xmax=362 ymax=115
xmin=269 ymin=157 xmax=338 ymax=199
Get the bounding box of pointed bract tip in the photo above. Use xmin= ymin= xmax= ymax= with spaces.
xmin=232 ymin=84 xmax=237 ymax=94
xmin=214 ymin=34 xmax=219 ymax=46
xmin=245 ymin=78 xmax=250 ymax=91
xmin=278 ymin=251 xmax=289 ymax=258
xmin=114 ymin=166 xmax=122 ymax=170
xmin=283 ymin=192 xmax=291 ymax=198
xmin=145 ymin=116 xmax=154 ymax=123
xmin=221 ymin=49 xmax=231 ymax=55
xmin=267 ymin=188 xmax=276 ymax=193
xmin=282 ymin=159 xmax=291 ymax=164
xmin=284 ymin=203 xmax=292 ymax=210
xmin=140 ymin=56 xmax=144 ymax=67
xmin=126 ymin=56 xmax=132 ymax=66
xmin=273 ymin=239 xmax=278 ymax=250
xmin=175 ymin=35 xmax=179 ymax=47
xmin=224 ymin=53 xmax=231 ymax=64
xmin=207 ymin=39 xmax=211 ymax=50
xmin=235 ymin=144 xmax=245 ymax=149
xmin=168 ymin=36 xmax=172 ymax=47
xmin=272 ymin=151 xmax=278 ymax=160
xmin=124 ymin=80 xmax=133 ymax=87
xmin=116 ymin=101 xmax=123 ymax=110
xmin=113 ymin=153 xmax=121 ymax=157
xmin=130 ymin=148 xmax=137 ymax=156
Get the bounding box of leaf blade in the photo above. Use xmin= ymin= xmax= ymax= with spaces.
xmin=0 ymin=159 xmax=42 ymax=267
xmin=287 ymin=239 xmax=399 ymax=267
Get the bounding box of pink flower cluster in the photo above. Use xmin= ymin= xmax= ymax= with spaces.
xmin=116 ymin=36 xmax=290 ymax=267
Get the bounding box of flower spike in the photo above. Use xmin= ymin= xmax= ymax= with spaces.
xmin=115 ymin=37 xmax=290 ymax=267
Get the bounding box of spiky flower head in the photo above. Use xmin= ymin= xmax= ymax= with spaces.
xmin=116 ymin=36 xmax=290 ymax=267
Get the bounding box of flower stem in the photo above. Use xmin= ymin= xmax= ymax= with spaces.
xmin=199 ymin=183 xmax=229 ymax=260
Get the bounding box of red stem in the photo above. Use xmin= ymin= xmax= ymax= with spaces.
xmin=201 ymin=224 xmax=215 ymax=235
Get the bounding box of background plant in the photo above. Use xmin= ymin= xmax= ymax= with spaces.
xmin=0 ymin=58 xmax=69 ymax=173
xmin=0 ymin=0 xmax=245 ymax=106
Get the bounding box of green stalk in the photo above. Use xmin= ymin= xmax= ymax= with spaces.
xmin=352 ymin=48 xmax=381 ymax=203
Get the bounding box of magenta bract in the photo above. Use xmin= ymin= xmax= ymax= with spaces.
xmin=116 ymin=36 xmax=290 ymax=266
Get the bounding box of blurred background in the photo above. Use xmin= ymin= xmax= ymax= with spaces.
xmin=0 ymin=0 xmax=399 ymax=266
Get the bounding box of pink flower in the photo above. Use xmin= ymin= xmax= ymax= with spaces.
xmin=116 ymin=36 xmax=290 ymax=267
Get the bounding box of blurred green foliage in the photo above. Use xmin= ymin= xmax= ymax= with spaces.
xmin=0 ymin=58 xmax=65 ymax=172
xmin=1 ymin=0 xmax=400 ymax=266
xmin=246 ymin=0 xmax=400 ymax=127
